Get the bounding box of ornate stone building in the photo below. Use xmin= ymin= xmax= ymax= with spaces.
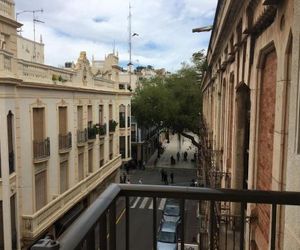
xmin=0 ymin=1 xmax=131 ymax=249
xmin=202 ymin=0 xmax=300 ymax=248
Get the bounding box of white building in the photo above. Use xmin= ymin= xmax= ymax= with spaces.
xmin=0 ymin=1 xmax=131 ymax=249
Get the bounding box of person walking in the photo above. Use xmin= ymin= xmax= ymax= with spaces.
xmin=170 ymin=172 xmax=174 ymax=184
xmin=138 ymin=178 xmax=143 ymax=184
xmin=164 ymin=172 xmax=169 ymax=185
xmin=176 ymin=152 xmax=180 ymax=162
xmin=126 ymin=179 xmax=131 ymax=184
xmin=160 ymin=169 xmax=164 ymax=181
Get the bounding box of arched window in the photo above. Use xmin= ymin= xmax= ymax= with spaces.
xmin=7 ymin=110 xmax=14 ymax=174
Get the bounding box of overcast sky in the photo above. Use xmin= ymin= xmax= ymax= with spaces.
xmin=15 ymin=0 xmax=217 ymax=72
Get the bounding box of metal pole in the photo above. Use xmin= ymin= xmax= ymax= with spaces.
xmin=99 ymin=212 xmax=107 ymax=250
xmin=270 ymin=204 xmax=277 ymax=250
xmin=153 ymin=197 xmax=157 ymax=250
xmin=125 ymin=196 xmax=130 ymax=250
xmin=109 ymin=200 xmax=116 ymax=250
xmin=180 ymin=199 xmax=185 ymax=250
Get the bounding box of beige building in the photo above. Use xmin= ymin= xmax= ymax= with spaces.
xmin=0 ymin=1 xmax=131 ymax=249
xmin=202 ymin=0 xmax=300 ymax=249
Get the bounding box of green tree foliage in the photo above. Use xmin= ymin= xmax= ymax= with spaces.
xmin=132 ymin=51 xmax=207 ymax=148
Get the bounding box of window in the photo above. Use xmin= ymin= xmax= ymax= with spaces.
xmin=58 ymin=107 xmax=67 ymax=135
xmin=99 ymin=142 xmax=104 ymax=167
xmin=60 ymin=160 xmax=68 ymax=194
xmin=109 ymin=135 xmax=113 ymax=160
xmin=78 ymin=153 xmax=84 ymax=181
xmin=127 ymin=135 xmax=131 ymax=158
xmin=33 ymin=108 xmax=45 ymax=141
xmin=119 ymin=105 xmax=126 ymax=128
xmin=88 ymin=149 xmax=93 ymax=173
xmin=7 ymin=111 xmax=14 ymax=174
xmin=35 ymin=167 xmax=47 ymax=211
xmin=88 ymin=105 xmax=92 ymax=126
xmin=99 ymin=105 xmax=103 ymax=125
xmin=10 ymin=195 xmax=17 ymax=249
xmin=119 ymin=136 xmax=126 ymax=158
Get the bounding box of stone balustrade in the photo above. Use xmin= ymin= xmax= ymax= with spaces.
xmin=22 ymin=155 xmax=121 ymax=240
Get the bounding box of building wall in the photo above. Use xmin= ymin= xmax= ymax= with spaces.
xmin=202 ymin=0 xmax=297 ymax=248
xmin=16 ymin=35 xmax=44 ymax=64
xmin=0 ymin=5 xmax=131 ymax=249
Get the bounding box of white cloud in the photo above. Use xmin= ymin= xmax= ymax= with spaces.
xmin=15 ymin=0 xmax=217 ymax=71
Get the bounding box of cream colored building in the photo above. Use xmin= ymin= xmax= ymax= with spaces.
xmin=0 ymin=1 xmax=131 ymax=249
xmin=202 ymin=0 xmax=300 ymax=249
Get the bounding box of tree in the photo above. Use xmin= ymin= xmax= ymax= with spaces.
xmin=132 ymin=51 xmax=207 ymax=149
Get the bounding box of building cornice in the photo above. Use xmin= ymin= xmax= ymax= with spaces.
xmin=0 ymin=14 xmax=22 ymax=28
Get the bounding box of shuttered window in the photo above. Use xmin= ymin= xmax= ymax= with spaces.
xmin=59 ymin=107 xmax=67 ymax=135
xmin=33 ymin=108 xmax=45 ymax=140
xmin=77 ymin=106 xmax=83 ymax=130
xmin=35 ymin=170 xmax=47 ymax=211
xmin=88 ymin=149 xmax=93 ymax=173
xmin=78 ymin=153 xmax=84 ymax=181
xmin=109 ymin=104 xmax=113 ymax=120
xmin=99 ymin=105 xmax=103 ymax=125
xmin=60 ymin=160 xmax=68 ymax=193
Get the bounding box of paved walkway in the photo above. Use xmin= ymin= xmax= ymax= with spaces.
xmin=147 ymin=133 xmax=198 ymax=170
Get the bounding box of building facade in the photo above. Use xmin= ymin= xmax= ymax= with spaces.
xmin=202 ymin=0 xmax=300 ymax=249
xmin=0 ymin=1 xmax=131 ymax=249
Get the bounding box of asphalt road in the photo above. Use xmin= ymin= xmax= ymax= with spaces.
xmin=115 ymin=134 xmax=199 ymax=249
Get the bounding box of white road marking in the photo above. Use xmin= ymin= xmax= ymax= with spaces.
xmin=149 ymin=200 xmax=153 ymax=209
xmin=131 ymin=197 xmax=141 ymax=208
xmin=158 ymin=198 xmax=166 ymax=210
xmin=139 ymin=197 xmax=149 ymax=209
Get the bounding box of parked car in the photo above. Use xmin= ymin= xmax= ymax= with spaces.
xmin=163 ymin=199 xmax=181 ymax=224
xmin=157 ymin=221 xmax=178 ymax=250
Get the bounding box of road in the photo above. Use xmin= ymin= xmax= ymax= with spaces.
xmin=115 ymin=133 xmax=199 ymax=250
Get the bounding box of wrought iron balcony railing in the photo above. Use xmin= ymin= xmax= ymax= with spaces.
xmin=59 ymin=132 xmax=72 ymax=151
xmin=33 ymin=138 xmax=50 ymax=160
xmin=98 ymin=123 xmax=107 ymax=136
xmin=77 ymin=129 xmax=88 ymax=145
xmin=31 ymin=184 xmax=300 ymax=250
xmin=88 ymin=126 xmax=97 ymax=140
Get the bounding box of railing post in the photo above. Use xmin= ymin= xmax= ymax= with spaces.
xmin=153 ymin=197 xmax=157 ymax=250
xmin=99 ymin=212 xmax=107 ymax=250
xmin=210 ymin=201 xmax=215 ymax=250
xmin=86 ymin=229 xmax=95 ymax=250
xmin=125 ymin=196 xmax=130 ymax=250
xmin=240 ymin=202 xmax=246 ymax=250
xmin=109 ymin=199 xmax=116 ymax=250
xmin=271 ymin=204 xmax=277 ymax=250
xmin=180 ymin=199 xmax=185 ymax=250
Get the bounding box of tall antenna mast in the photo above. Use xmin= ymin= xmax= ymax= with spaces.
xmin=128 ymin=2 xmax=132 ymax=86
xmin=16 ymin=9 xmax=44 ymax=62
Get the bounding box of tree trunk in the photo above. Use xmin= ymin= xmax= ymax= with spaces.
xmin=180 ymin=132 xmax=201 ymax=149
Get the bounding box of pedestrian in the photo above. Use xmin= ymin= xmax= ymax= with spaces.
xmin=126 ymin=164 xmax=129 ymax=174
xmin=184 ymin=151 xmax=188 ymax=161
xmin=126 ymin=179 xmax=131 ymax=184
xmin=170 ymin=172 xmax=174 ymax=184
xmin=160 ymin=169 xmax=164 ymax=181
xmin=176 ymin=152 xmax=180 ymax=162
xmin=138 ymin=178 xmax=143 ymax=184
xmin=164 ymin=172 xmax=169 ymax=185
xmin=122 ymin=173 xmax=127 ymax=183
xmin=142 ymin=161 xmax=146 ymax=170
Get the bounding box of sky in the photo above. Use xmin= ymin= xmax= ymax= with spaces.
xmin=15 ymin=0 xmax=217 ymax=72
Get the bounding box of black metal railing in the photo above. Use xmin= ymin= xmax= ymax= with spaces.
xmin=88 ymin=126 xmax=97 ymax=140
xmin=77 ymin=129 xmax=88 ymax=144
xmin=33 ymin=138 xmax=50 ymax=160
xmin=98 ymin=123 xmax=107 ymax=136
xmin=109 ymin=120 xmax=118 ymax=132
xmin=59 ymin=132 xmax=72 ymax=151
xmin=31 ymin=184 xmax=300 ymax=250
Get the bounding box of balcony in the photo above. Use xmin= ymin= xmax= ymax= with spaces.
xmin=109 ymin=120 xmax=118 ymax=133
xmin=33 ymin=138 xmax=50 ymax=162
xmin=59 ymin=132 xmax=72 ymax=153
xmin=98 ymin=123 xmax=107 ymax=137
xmin=23 ymin=155 xmax=122 ymax=241
xmin=77 ymin=129 xmax=88 ymax=146
xmin=87 ymin=126 xmax=97 ymax=141
xmin=31 ymin=184 xmax=300 ymax=250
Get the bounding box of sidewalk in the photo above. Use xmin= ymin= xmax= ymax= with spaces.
xmin=147 ymin=133 xmax=198 ymax=170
